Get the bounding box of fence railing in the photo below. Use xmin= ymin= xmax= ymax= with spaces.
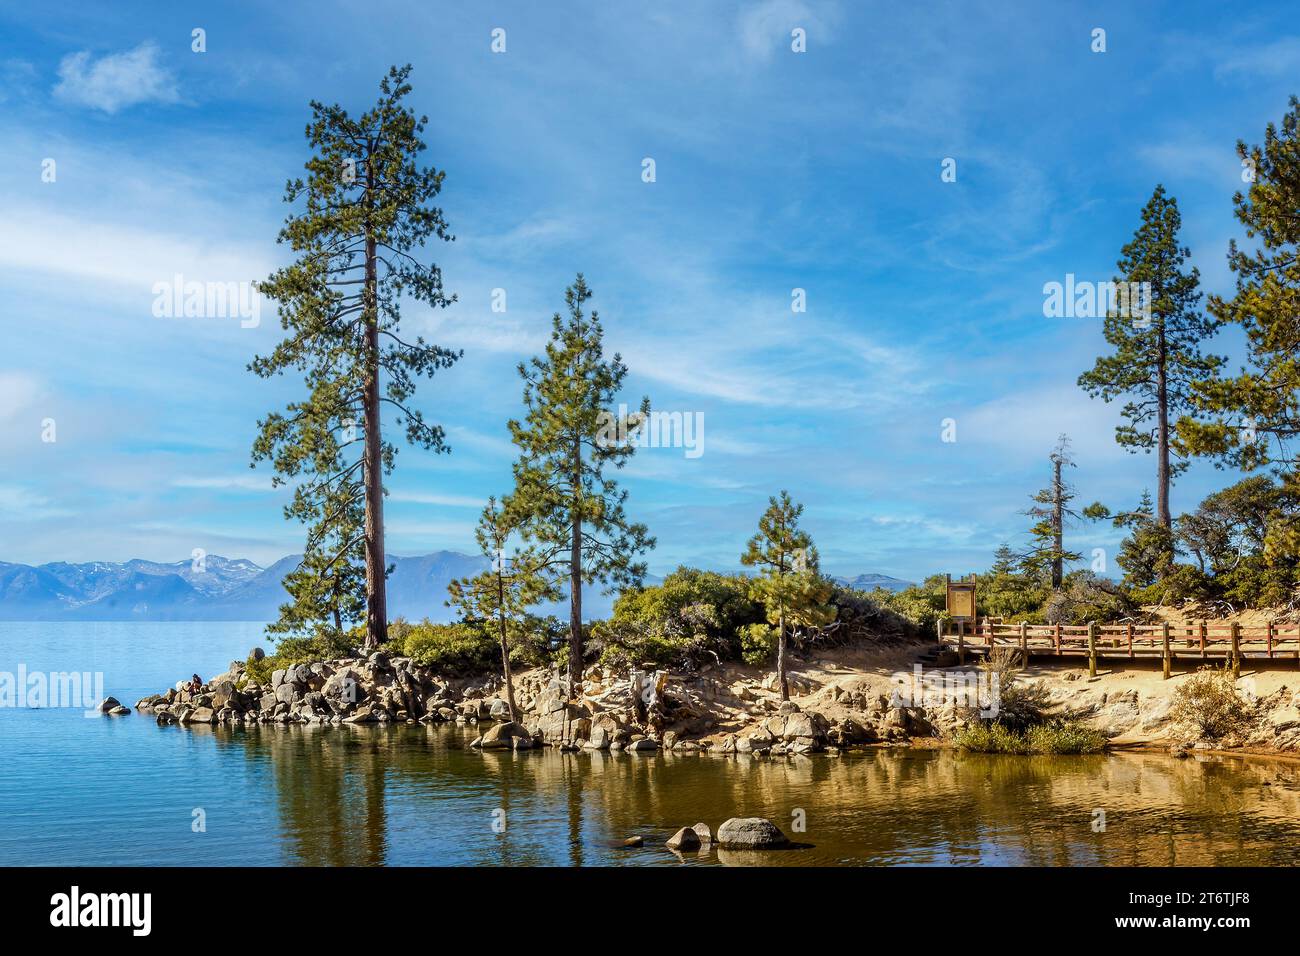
xmin=939 ymin=619 xmax=1300 ymax=676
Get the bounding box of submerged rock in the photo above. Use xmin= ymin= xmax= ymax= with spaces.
xmin=666 ymin=826 xmax=701 ymax=851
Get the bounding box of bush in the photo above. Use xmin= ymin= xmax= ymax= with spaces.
xmin=1170 ymin=664 xmax=1253 ymax=741
xmin=593 ymin=568 xmax=765 ymax=670
xmin=1026 ymin=721 xmax=1108 ymax=754
xmin=955 ymin=719 xmax=1107 ymax=754
xmin=739 ymin=622 xmax=776 ymax=666
xmin=982 ymin=648 xmax=1050 ymax=734
xmin=953 ymin=722 xmax=1028 ymax=754
xmin=385 ymin=618 xmax=553 ymax=675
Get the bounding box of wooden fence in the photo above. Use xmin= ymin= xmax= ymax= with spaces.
xmin=939 ymin=619 xmax=1300 ymax=677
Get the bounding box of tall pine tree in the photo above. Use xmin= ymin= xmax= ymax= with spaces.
xmin=1020 ymin=436 xmax=1082 ymax=589
xmin=1078 ymin=185 xmax=1222 ymax=530
xmin=507 ymin=275 xmax=654 ymax=692
xmin=252 ymin=65 xmax=459 ymax=649
xmin=1180 ymin=98 xmax=1300 ymax=558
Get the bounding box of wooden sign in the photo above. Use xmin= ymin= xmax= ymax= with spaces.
xmin=945 ymin=574 xmax=976 ymax=621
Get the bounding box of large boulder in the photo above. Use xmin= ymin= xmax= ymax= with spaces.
xmin=716 ymin=817 xmax=790 ymax=849
xmin=96 ymin=696 xmax=122 ymax=714
xmin=479 ymin=721 xmax=532 ymax=750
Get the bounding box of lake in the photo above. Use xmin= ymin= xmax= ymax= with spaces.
xmin=3 ymin=622 xmax=1300 ymax=866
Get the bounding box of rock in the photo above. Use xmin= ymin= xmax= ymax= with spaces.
xmin=343 ymin=705 xmax=376 ymax=723
xmin=480 ymin=721 xmax=531 ymax=750
xmin=271 ymin=669 xmax=286 ymax=689
xmin=623 ymin=836 xmax=644 ymax=848
xmin=185 ymin=706 xmax=216 ymax=725
xmin=249 ymin=647 xmax=265 ymax=661
xmin=666 ymin=826 xmax=701 ymax=851
xmin=625 ymin=737 xmax=659 ymax=752
xmin=96 ymin=696 xmax=121 ymax=714
xmin=585 ymin=726 xmax=611 ymax=750
xmin=691 ymin=823 xmax=712 ymax=845
xmin=108 ymin=705 xmax=130 ymax=716
xmin=274 ymin=683 xmax=298 ymax=706
xmin=716 ymin=817 xmax=790 ymax=849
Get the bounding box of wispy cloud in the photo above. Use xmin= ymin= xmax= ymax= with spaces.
xmin=53 ymin=42 xmax=179 ymax=114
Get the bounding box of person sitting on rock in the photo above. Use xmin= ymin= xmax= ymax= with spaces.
xmin=189 ymin=674 xmax=202 ymax=693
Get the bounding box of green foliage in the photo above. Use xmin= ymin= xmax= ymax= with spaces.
xmin=739 ymin=622 xmax=777 ymax=666
xmin=1171 ymin=664 xmax=1253 ymax=741
xmin=1024 ymin=722 xmax=1110 ymax=754
xmin=870 ymin=575 xmax=947 ymax=633
xmin=386 ymin=618 xmax=551 ymax=675
xmin=1179 ymin=97 xmax=1300 ymax=475
xmin=593 ymin=567 xmax=761 ymax=670
xmin=953 ymin=721 xmax=1107 ymax=755
xmin=507 ymin=274 xmax=654 ymax=687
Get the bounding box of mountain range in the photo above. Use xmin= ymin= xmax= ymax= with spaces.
xmin=0 ymin=553 xmax=912 ymax=622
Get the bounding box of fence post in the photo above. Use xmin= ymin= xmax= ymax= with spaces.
xmin=1054 ymin=623 xmax=1061 ymax=655
xmin=1231 ymin=621 xmax=1241 ymax=678
xmin=1267 ymin=622 xmax=1274 ymax=659
xmin=1162 ymin=622 xmax=1171 ymax=680
xmin=1087 ymin=622 xmax=1097 ymax=678
xmin=1127 ymin=622 xmax=1134 ymax=658
xmin=1020 ymin=621 xmax=1028 ymax=666
xmin=1200 ymin=620 xmax=1207 ymax=658
xmin=957 ymin=620 xmax=965 ymax=665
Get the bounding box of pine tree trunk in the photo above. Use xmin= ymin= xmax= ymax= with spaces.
xmin=568 ymin=435 xmax=583 ymax=695
xmin=361 ymin=152 xmax=387 ymax=651
xmin=777 ymin=608 xmax=789 ymax=701
xmin=497 ymin=570 xmax=517 ymax=722
xmin=1155 ymin=331 xmax=1172 ymax=531
xmin=1051 ymin=457 xmax=1063 ymax=589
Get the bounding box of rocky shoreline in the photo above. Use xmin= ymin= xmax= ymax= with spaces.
xmin=123 ymin=641 xmax=1300 ymax=759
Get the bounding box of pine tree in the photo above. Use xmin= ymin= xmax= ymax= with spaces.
xmin=251 ymin=65 xmax=459 ymax=649
xmin=1179 ymin=98 xmax=1300 ymax=557
xmin=507 ymin=275 xmax=654 ymax=692
xmin=1020 ymin=436 xmax=1083 ymax=588
xmin=1078 ymin=185 xmax=1223 ymax=529
xmin=740 ymin=491 xmax=821 ymax=701
xmin=447 ymin=498 xmax=558 ymax=721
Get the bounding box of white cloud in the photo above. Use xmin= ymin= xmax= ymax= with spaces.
xmin=53 ymin=42 xmax=179 ymax=114
xmin=171 ymin=475 xmax=275 ymax=492
xmin=738 ymin=0 xmax=836 ymax=61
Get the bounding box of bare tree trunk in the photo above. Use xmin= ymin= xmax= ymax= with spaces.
xmin=362 ymin=149 xmax=387 ymax=651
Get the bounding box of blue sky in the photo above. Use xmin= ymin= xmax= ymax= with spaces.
xmin=1 ymin=0 xmax=1297 ymax=582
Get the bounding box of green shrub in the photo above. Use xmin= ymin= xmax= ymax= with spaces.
xmin=955 ymin=719 xmax=1107 ymax=754
xmin=953 ymin=722 xmax=1027 ymax=754
xmin=739 ymin=622 xmax=776 ymax=666
xmin=1171 ymin=664 xmax=1253 ymax=741
xmin=385 ymin=618 xmax=552 ymax=675
xmin=1026 ymin=720 xmax=1108 ymax=754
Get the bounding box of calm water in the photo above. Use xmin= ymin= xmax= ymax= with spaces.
xmin=4 ymin=622 xmax=1300 ymax=866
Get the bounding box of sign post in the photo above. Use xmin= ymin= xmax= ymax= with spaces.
xmin=946 ymin=574 xmax=977 ymax=663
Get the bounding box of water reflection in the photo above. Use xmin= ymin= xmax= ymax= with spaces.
xmin=210 ymin=724 xmax=1300 ymax=866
